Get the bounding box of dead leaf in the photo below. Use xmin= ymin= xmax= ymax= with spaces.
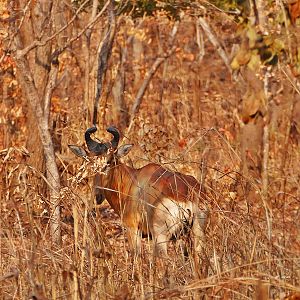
xmin=288 ymin=0 xmax=300 ymax=25
xmin=241 ymin=69 xmax=266 ymax=121
xmin=255 ymin=280 xmax=268 ymax=300
xmin=231 ymin=38 xmax=251 ymax=70
xmin=247 ymin=51 xmax=261 ymax=71
xmin=113 ymin=284 xmax=131 ymax=300
xmin=284 ymin=293 xmax=300 ymax=300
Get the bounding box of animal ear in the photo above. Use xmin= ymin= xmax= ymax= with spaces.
xmin=68 ymin=145 xmax=88 ymax=158
xmin=116 ymin=144 xmax=133 ymax=158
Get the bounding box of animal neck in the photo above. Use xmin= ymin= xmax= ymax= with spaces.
xmin=104 ymin=162 xmax=136 ymax=215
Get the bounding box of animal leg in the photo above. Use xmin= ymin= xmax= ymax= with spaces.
xmin=191 ymin=209 xmax=209 ymax=278
xmin=150 ymin=230 xmax=169 ymax=283
xmin=152 ymin=231 xmax=169 ymax=258
xmin=127 ymin=226 xmax=142 ymax=257
xmin=192 ymin=209 xmax=209 ymax=253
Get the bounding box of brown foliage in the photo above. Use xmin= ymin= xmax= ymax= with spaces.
xmin=1 ymin=2 xmax=300 ymax=299
xmin=288 ymin=0 xmax=300 ymax=25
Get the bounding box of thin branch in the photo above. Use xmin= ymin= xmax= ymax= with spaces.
xmin=196 ymin=19 xmax=205 ymax=62
xmin=127 ymin=46 xmax=177 ymax=133
xmin=261 ymin=68 xmax=272 ymax=241
xmin=83 ymin=0 xmax=99 ymax=105
xmin=15 ymin=54 xmax=61 ymax=245
xmin=15 ymin=0 xmax=109 ymax=59
xmin=15 ymin=0 xmax=90 ymax=57
xmin=250 ymin=0 xmax=259 ymax=25
xmin=158 ymin=19 xmax=180 ymax=121
xmin=256 ymin=0 xmax=267 ymax=31
xmin=44 ymin=58 xmax=59 ymax=120
xmin=0 ymin=0 xmax=32 ymax=63
xmin=93 ymin=0 xmax=116 ymax=125
xmin=12 ymin=6 xmax=62 ymax=245
xmin=87 ymin=0 xmax=99 ymax=41
xmin=278 ymin=0 xmax=293 ymax=63
xmin=198 ymin=17 xmax=231 ymax=73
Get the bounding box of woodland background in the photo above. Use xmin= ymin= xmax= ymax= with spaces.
xmin=1 ymin=0 xmax=300 ymax=299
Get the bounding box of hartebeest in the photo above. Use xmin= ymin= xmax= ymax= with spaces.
xmin=69 ymin=126 xmax=208 ymax=257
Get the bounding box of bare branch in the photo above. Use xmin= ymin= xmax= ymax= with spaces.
xmin=0 ymin=268 xmax=19 ymax=281
xmin=44 ymin=59 xmax=59 ymax=120
xmin=261 ymin=68 xmax=272 ymax=242
xmin=11 ymin=2 xmax=62 ymax=245
xmin=256 ymin=0 xmax=267 ymax=30
xmin=1 ymin=0 xmax=32 ymax=62
xmin=250 ymin=0 xmax=259 ymax=25
xmin=93 ymin=0 xmax=116 ymax=125
xmin=198 ymin=17 xmax=231 ymax=73
xmin=158 ymin=19 xmax=180 ymax=122
xmin=15 ymin=55 xmax=61 ymax=245
xmin=83 ymin=0 xmax=99 ymax=106
xmin=196 ymin=19 xmax=205 ymax=62
xmin=127 ymin=46 xmax=176 ymax=133
xmin=15 ymin=0 xmax=109 ymax=59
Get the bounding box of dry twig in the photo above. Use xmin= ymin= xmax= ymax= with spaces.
xmin=126 ymin=46 xmax=177 ymax=134
xmin=198 ymin=17 xmax=231 ymax=72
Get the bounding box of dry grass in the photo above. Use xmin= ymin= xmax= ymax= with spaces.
xmin=1 ymin=131 xmax=299 ymax=299
xmin=1 ymin=10 xmax=300 ymax=300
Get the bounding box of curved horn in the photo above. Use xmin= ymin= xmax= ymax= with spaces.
xmin=107 ymin=126 xmax=120 ymax=149
xmin=85 ymin=126 xmax=109 ymax=155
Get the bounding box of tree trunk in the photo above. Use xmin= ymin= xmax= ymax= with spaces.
xmin=256 ymin=0 xmax=266 ymax=30
xmin=13 ymin=0 xmax=62 ymax=245
xmin=15 ymin=56 xmax=61 ymax=245
xmin=239 ymin=69 xmax=265 ymax=202
xmin=19 ymin=0 xmax=53 ymax=196
xmin=112 ymin=46 xmax=128 ymax=128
